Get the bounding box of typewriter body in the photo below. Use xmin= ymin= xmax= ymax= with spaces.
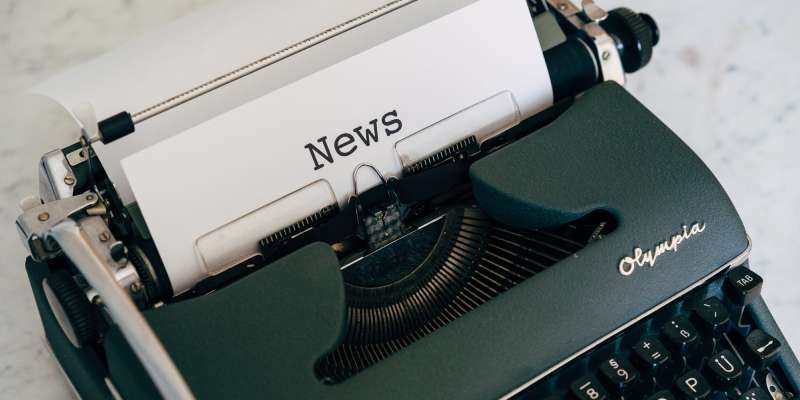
xmin=14 ymin=0 xmax=799 ymax=399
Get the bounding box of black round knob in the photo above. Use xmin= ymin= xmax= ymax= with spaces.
xmin=599 ymin=8 xmax=659 ymax=73
xmin=640 ymin=13 xmax=660 ymax=46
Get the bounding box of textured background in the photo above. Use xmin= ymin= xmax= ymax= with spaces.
xmin=1 ymin=0 xmax=798 ymax=398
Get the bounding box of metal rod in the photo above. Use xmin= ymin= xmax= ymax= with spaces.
xmin=131 ymin=0 xmax=418 ymax=125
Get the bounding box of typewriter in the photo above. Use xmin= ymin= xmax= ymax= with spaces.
xmin=13 ymin=0 xmax=799 ymax=399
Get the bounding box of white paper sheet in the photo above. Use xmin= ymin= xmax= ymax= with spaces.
xmin=32 ymin=0 xmax=476 ymax=205
xmin=121 ymin=0 xmax=552 ymax=294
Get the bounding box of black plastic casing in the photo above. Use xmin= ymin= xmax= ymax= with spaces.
xmin=21 ymin=82 xmax=797 ymax=399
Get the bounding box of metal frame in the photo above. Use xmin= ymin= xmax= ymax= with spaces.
xmin=547 ymin=0 xmax=625 ymax=84
xmin=48 ymin=219 xmax=194 ymax=400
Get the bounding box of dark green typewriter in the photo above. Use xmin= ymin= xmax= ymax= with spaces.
xmin=14 ymin=0 xmax=798 ymax=398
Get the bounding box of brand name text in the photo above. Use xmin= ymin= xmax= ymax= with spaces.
xmin=618 ymin=222 xmax=706 ymax=276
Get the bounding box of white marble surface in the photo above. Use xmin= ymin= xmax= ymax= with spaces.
xmin=0 ymin=1 xmax=798 ymax=398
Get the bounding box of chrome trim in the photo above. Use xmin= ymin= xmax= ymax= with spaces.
xmin=500 ymin=236 xmax=752 ymax=399
xmin=66 ymin=147 xmax=89 ymax=167
xmin=580 ymin=0 xmax=607 ymax=22
xmin=576 ymin=37 xmax=599 ymax=82
xmin=765 ymin=370 xmax=788 ymax=400
xmin=105 ymin=377 xmax=125 ymax=400
xmin=39 ymin=149 xmax=75 ymax=202
xmin=16 ymin=193 xmax=99 ymax=262
xmin=547 ymin=0 xmax=625 ymax=85
xmin=48 ymin=219 xmax=194 ymax=400
xmin=583 ymin=22 xmax=625 ymax=85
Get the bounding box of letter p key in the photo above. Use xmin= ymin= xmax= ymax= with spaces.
xmin=676 ymin=370 xmax=710 ymax=398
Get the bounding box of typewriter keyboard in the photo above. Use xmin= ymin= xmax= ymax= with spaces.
xmin=513 ymin=266 xmax=796 ymax=400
